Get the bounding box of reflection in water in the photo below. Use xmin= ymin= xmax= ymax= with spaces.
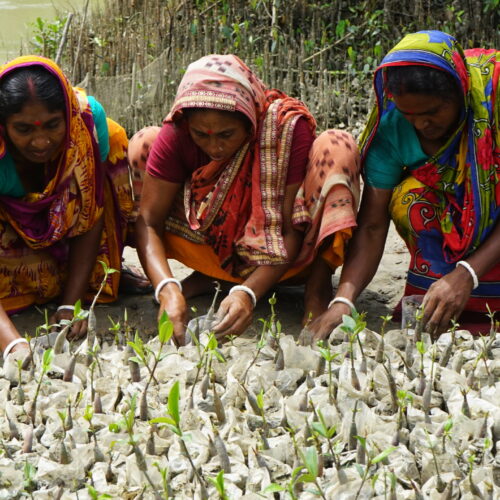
xmin=0 ymin=0 xmax=95 ymax=63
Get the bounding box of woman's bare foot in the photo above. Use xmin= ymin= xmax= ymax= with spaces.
xmin=181 ymin=271 xmax=233 ymax=299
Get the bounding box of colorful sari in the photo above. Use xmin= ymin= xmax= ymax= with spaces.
xmin=0 ymin=56 xmax=133 ymax=312
xmin=129 ymin=55 xmax=360 ymax=280
xmin=360 ymin=31 xmax=500 ymax=315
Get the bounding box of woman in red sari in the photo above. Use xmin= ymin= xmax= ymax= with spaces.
xmin=0 ymin=56 xmax=137 ymax=360
xmin=130 ymin=55 xmax=360 ymax=345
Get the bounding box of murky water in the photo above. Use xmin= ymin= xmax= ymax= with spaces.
xmin=0 ymin=0 xmax=99 ymax=63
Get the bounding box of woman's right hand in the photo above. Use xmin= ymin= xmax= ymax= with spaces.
xmin=157 ymin=285 xmax=188 ymax=346
xmin=309 ymin=302 xmax=352 ymax=342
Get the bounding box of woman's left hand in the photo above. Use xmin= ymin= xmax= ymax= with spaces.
xmin=213 ymin=291 xmax=254 ymax=341
xmin=50 ymin=309 xmax=88 ymax=339
xmin=422 ymin=265 xmax=474 ymax=337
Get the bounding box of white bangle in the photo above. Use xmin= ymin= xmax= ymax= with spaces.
xmin=328 ymin=297 xmax=356 ymax=311
xmin=229 ymin=285 xmax=257 ymax=308
xmin=3 ymin=338 xmax=29 ymax=360
xmin=155 ymin=277 xmax=183 ymax=303
xmin=57 ymin=305 xmax=75 ymax=313
xmin=456 ymin=260 xmax=479 ymax=289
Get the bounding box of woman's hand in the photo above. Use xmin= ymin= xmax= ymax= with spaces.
xmin=213 ymin=291 xmax=253 ymax=342
xmin=309 ymin=302 xmax=351 ymax=342
xmin=50 ymin=309 xmax=88 ymax=339
xmin=422 ymin=265 xmax=474 ymax=336
xmin=158 ymin=285 xmax=188 ymax=346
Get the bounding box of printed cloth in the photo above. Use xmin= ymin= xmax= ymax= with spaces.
xmin=0 ymin=56 xmax=132 ymax=311
xmin=359 ymin=31 xmax=500 ymax=313
xmin=134 ymin=54 xmax=360 ymax=278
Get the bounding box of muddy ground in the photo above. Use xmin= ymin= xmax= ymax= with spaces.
xmin=11 ymin=224 xmax=409 ymax=342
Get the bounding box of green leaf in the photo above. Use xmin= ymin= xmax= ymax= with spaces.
xmin=355 ymin=435 xmax=366 ymax=449
xmin=167 ymin=381 xmax=181 ymax=427
xmin=159 ymin=318 xmax=174 ymax=344
xmin=303 ymin=446 xmax=319 ymax=477
xmin=342 ymin=314 xmax=356 ymax=331
xmin=150 ymin=416 xmax=176 ymax=426
xmin=108 ymin=422 xmax=121 ymax=433
xmin=416 ymin=341 xmax=426 ymax=355
xmin=263 ymin=483 xmax=285 ymax=493
xmin=214 ymin=348 xmax=226 ymax=363
xmin=311 ymin=421 xmax=328 ymax=438
xmin=444 ymin=417 xmax=453 ymax=432
xmin=256 ymin=389 xmax=264 ymax=410
xmin=372 ymin=446 xmax=396 ymax=464
xmin=83 ymin=404 xmax=94 ymax=422
xmin=42 ymin=348 xmax=54 ymax=371
xmin=355 ymin=463 xmax=365 ymax=478
xmin=295 ymin=472 xmax=315 ymax=484
xmin=207 ymin=333 xmax=218 ymax=351
xmin=73 ymin=299 xmax=82 ymax=318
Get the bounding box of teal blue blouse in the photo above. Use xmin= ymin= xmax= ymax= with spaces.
xmin=0 ymin=96 xmax=109 ymax=197
xmin=364 ymin=108 xmax=429 ymax=190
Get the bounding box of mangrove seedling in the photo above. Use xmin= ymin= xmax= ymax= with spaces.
xmin=340 ymin=311 xmax=366 ymax=389
xmin=87 ymin=484 xmax=112 ymax=500
xmin=353 ymin=438 xmax=396 ymax=500
xmin=267 ymin=293 xmax=282 ymax=347
xmin=242 ymin=318 xmax=268 ymax=383
xmin=22 ymin=460 xmax=37 ymax=498
xmin=153 ymin=462 xmax=171 ymax=499
xmin=317 ymin=340 xmax=340 ymax=403
xmin=396 ymin=390 xmax=413 ymax=435
xmin=137 ymin=311 xmax=174 ymax=420
xmin=207 ymin=470 xmax=229 ymax=500
xmin=29 ymin=347 xmax=54 ymax=425
xmin=415 ymin=340 xmax=427 ymax=396
xmin=435 ymin=417 xmax=453 ymax=454
xmin=424 ymin=429 xmax=445 ymax=493
xmin=295 ymin=446 xmax=327 ymax=500
xmin=151 ymin=381 xmax=208 ymax=497
xmin=310 ymin=405 xmax=339 ymax=467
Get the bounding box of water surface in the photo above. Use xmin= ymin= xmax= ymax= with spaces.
xmin=0 ymin=0 xmax=98 ymax=63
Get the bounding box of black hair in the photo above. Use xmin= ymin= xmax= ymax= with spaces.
xmin=182 ymin=107 xmax=253 ymax=133
xmin=385 ymin=65 xmax=461 ymax=101
xmin=0 ymin=66 xmax=66 ymax=124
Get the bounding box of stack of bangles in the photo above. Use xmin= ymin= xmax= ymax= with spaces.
xmin=328 ymin=297 xmax=356 ymax=310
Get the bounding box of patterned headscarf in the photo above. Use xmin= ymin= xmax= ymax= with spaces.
xmin=0 ymin=56 xmax=103 ymax=248
xmin=359 ymin=30 xmax=500 ymax=262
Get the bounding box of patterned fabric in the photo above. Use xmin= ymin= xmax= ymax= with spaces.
xmin=0 ymin=56 xmax=132 ymax=312
xmin=359 ymin=31 xmax=500 ymax=312
xmin=130 ymin=127 xmax=360 ymax=279
xmin=159 ymin=54 xmax=359 ymax=277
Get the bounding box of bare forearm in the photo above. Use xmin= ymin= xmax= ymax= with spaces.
xmin=61 ymin=215 xmax=104 ymax=305
xmin=336 ymin=220 xmax=390 ymax=301
xmin=0 ymin=303 xmax=21 ymax=350
xmin=135 ymin=215 xmax=175 ymax=288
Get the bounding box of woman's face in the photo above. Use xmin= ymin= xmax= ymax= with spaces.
xmin=392 ymin=92 xmax=462 ymax=142
xmin=187 ymin=109 xmax=250 ymax=162
xmin=5 ymin=99 xmax=66 ymax=164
